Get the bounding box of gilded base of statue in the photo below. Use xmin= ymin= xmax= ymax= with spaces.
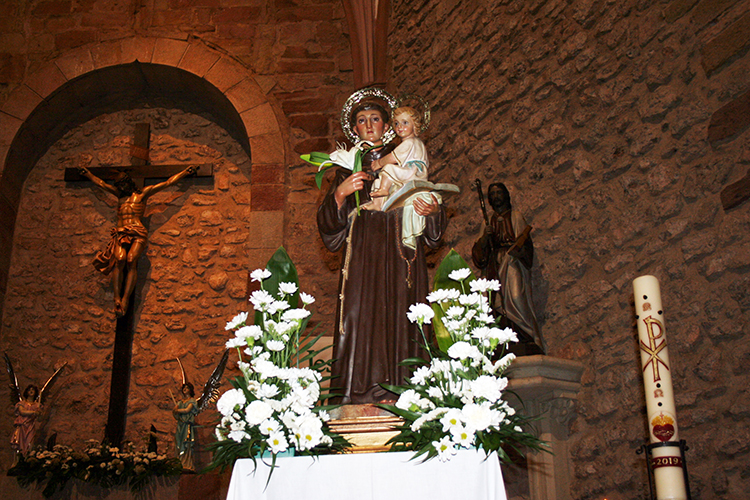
xmin=327 ymin=404 xmax=402 ymax=453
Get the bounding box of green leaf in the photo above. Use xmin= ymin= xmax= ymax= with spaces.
xmin=431 ymin=249 xmax=476 ymax=352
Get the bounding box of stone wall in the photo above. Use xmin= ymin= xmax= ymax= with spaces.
xmin=388 ymin=0 xmax=750 ymax=499
xmin=0 ymin=106 xmax=256 ymax=469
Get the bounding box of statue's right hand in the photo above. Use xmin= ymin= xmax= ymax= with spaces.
xmin=77 ymin=166 xmax=89 ymax=176
xmin=334 ymin=171 xmax=372 ymax=207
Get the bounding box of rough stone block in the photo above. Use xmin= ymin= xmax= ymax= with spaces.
xmin=250 ymin=183 xmax=285 ymax=212
xmin=249 ymin=133 xmax=285 ymax=165
xmin=691 ymin=0 xmax=741 ymax=29
xmin=24 ymin=62 xmax=68 ymax=99
xmin=1 ymin=84 xmax=42 ymax=121
xmin=0 ymin=111 xmax=22 ymax=146
xmin=120 ymin=37 xmax=155 ymax=64
xmin=241 ymin=102 xmax=281 ymax=138
xmin=245 ymin=210 xmax=284 ymax=249
xmin=663 ymin=0 xmax=700 ymax=23
xmin=251 ymin=163 xmax=285 ymax=185
xmin=205 ymin=56 xmax=247 ymax=92
xmin=708 ymin=88 xmax=750 ymax=145
xmin=89 ymin=39 xmax=123 ymax=69
xmin=701 ymin=11 xmax=750 ymax=76
xmin=224 ymin=77 xmax=267 ymax=114
xmin=152 ymin=37 xmax=189 ymax=66
xmin=54 ymin=47 xmax=95 ymax=80
xmin=179 ymin=43 xmax=221 ymax=77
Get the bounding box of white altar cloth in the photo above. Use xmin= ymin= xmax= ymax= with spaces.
xmin=226 ymin=449 xmax=507 ymax=500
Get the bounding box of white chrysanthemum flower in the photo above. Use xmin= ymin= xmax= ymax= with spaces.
xmin=395 ymin=389 xmax=422 ymax=411
xmin=470 ymin=278 xmax=501 ymax=293
xmin=226 ymin=337 xmax=246 ymax=349
xmin=448 ymin=268 xmax=472 ymax=281
xmin=489 ymin=327 xmax=518 ymax=345
xmin=318 ymin=409 xmax=330 ymax=422
xmin=471 ymin=326 xmax=491 ymax=340
xmin=267 ymin=300 xmax=291 ymax=314
xmin=292 ymin=414 xmax=325 ymax=451
xmin=433 ymin=436 xmax=457 ymax=462
xmin=266 ymin=339 xmax=285 ymax=351
xmin=300 ymin=292 xmax=315 ymax=305
xmin=267 ymin=431 xmax=289 ymax=454
xmin=278 ymin=282 xmax=298 ymax=295
xmin=236 ymin=325 xmax=263 ymax=340
xmin=470 ymin=375 xmax=505 ymax=403
xmin=426 ymin=288 xmax=460 ymax=303
xmin=256 ymin=383 xmax=280 ymax=399
xmin=245 ymin=400 xmax=274 ymax=426
xmin=282 ymin=308 xmax=311 ymax=321
xmin=462 ymin=403 xmax=493 ymax=431
xmin=410 ymin=366 xmax=431 ymax=385
xmin=444 ymin=305 xmax=465 ymax=318
xmin=447 ymin=341 xmax=483 ymax=361
xmin=216 ymin=389 xmax=246 ymax=416
xmin=406 ymin=303 xmax=434 ymax=325
xmin=225 ymin=312 xmax=248 ymax=330
xmin=458 ymin=293 xmax=483 ymax=306
xmin=250 ymin=268 xmax=272 ymax=283
xmin=426 ymin=386 xmax=443 ymax=399
xmin=250 ymin=290 xmax=275 ymax=311
xmin=259 ymin=418 xmax=281 ymax=436
xmin=477 ymin=313 xmax=495 ymax=324
xmin=440 ymin=408 xmax=464 ymax=432
xmin=228 ymin=429 xmax=250 ymax=442
xmin=450 ymin=423 xmax=476 ymax=448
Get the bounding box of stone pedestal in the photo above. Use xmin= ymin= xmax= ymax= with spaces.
xmin=505 ymin=355 xmax=584 ymax=500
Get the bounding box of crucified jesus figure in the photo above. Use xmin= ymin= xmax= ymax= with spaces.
xmin=78 ymin=165 xmax=197 ymax=316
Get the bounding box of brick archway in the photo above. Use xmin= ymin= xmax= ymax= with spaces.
xmin=0 ymin=36 xmax=289 ymax=318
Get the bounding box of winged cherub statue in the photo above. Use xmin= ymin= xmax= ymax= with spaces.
xmin=172 ymin=350 xmax=229 ymax=471
xmin=4 ymin=353 xmax=66 ymax=457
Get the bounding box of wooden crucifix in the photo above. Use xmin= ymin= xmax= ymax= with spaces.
xmin=66 ymin=122 xmax=213 ymax=447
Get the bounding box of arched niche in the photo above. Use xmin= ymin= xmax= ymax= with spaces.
xmin=0 ymin=37 xmax=287 ymax=321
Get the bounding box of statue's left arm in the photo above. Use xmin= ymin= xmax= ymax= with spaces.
xmin=142 ymin=165 xmax=198 ymax=198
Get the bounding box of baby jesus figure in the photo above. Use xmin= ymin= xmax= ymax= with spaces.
xmin=367 ymin=106 xmax=439 ymax=250
xmin=369 ymin=106 xmax=428 ymax=208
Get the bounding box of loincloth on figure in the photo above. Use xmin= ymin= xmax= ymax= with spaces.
xmin=93 ymin=225 xmax=149 ymax=275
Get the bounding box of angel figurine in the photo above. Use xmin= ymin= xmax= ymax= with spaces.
xmin=171 ymin=350 xmax=228 ymax=471
xmin=4 ymin=353 xmax=66 ymax=457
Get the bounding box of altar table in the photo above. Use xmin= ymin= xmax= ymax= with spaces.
xmin=226 ymin=449 xmax=507 ymax=500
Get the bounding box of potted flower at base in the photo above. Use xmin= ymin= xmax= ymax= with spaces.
xmin=380 ymin=250 xmax=548 ymax=462
xmin=207 ymin=248 xmax=348 ymax=473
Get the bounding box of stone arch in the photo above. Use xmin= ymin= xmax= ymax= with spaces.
xmin=0 ymin=36 xmax=288 ymax=319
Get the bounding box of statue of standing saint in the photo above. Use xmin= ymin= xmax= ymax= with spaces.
xmin=316 ymin=89 xmax=447 ymax=404
xmin=78 ymin=165 xmax=197 ymax=316
xmin=471 ymin=182 xmax=544 ymax=355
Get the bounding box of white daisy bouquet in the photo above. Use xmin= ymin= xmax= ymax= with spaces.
xmin=207 ymin=248 xmax=348 ymax=472
xmin=381 ymin=251 xmax=546 ymax=462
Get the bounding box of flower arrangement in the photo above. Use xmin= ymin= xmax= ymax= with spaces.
xmin=381 ymin=251 xmax=547 ymax=462
xmin=208 ymin=248 xmax=348 ymax=472
xmin=8 ymin=441 xmax=181 ymax=498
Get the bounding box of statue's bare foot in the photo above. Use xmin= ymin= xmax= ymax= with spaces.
xmin=114 ymin=299 xmax=124 ymax=317
xmin=370 ymin=188 xmax=389 ymax=198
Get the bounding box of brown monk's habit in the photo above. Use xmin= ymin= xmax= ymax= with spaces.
xmin=317 ymin=166 xmax=447 ymax=404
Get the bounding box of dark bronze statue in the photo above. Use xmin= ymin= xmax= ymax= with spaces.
xmin=472 ymin=181 xmax=544 ymax=355
xmin=78 ymin=165 xmax=197 ymax=316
